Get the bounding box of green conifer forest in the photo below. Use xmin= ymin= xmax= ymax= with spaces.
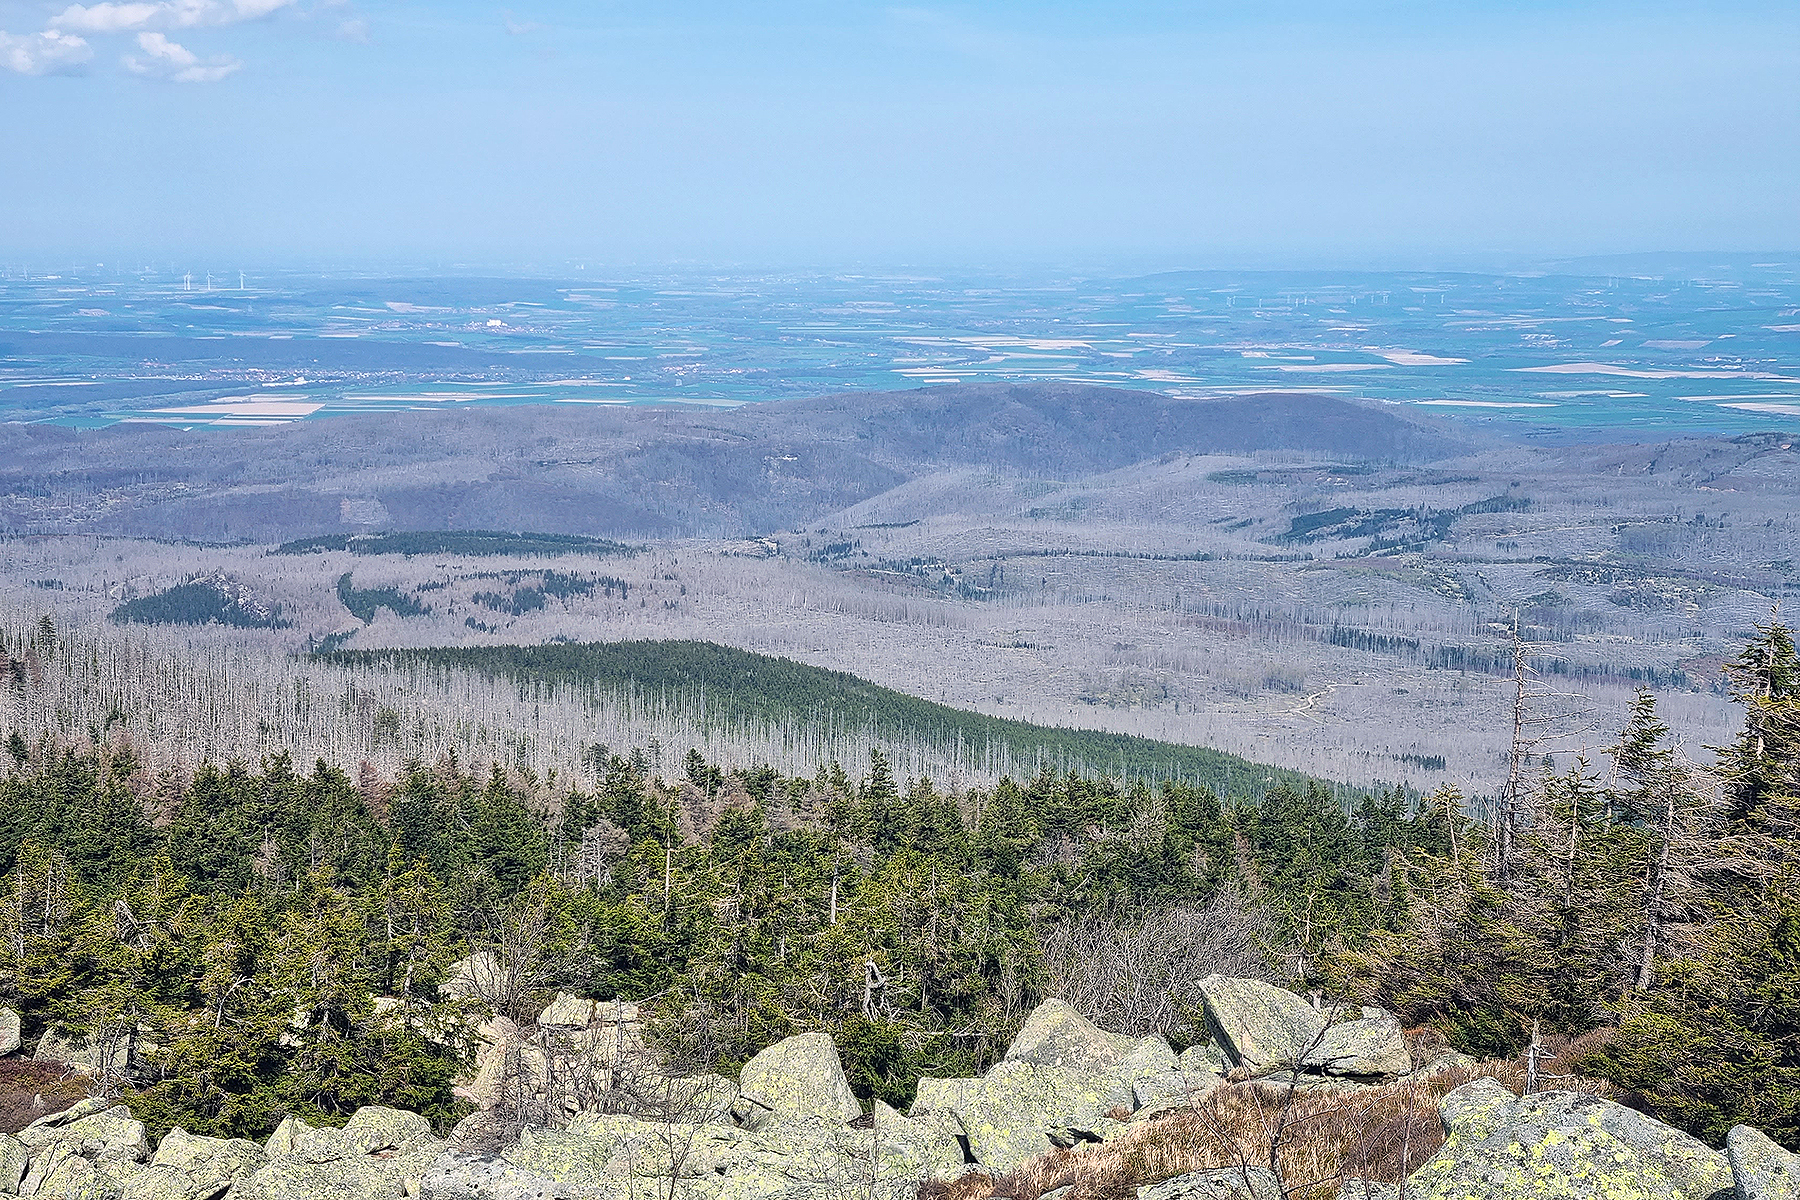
xmin=1 ymin=621 xmax=1795 ymax=1150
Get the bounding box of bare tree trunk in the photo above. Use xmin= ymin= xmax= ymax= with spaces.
xmin=1498 ymin=620 xmax=1528 ymax=883
xmin=1635 ymin=791 xmax=1676 ymax=992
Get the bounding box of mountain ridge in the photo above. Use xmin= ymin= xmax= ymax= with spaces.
xmin=0 ymin=385 xmax=1474 ymax=543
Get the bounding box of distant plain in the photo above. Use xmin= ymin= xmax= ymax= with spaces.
xmin=3 ymin=256 xmax=1798 ymax=438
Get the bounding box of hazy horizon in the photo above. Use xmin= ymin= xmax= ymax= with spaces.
xmin=4 ymin=1 xmax=1796 ymax=267
xmin=6 ymin=250 xmax=1799 ymax=282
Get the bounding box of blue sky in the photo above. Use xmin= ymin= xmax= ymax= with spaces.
xmin=1 ymin=1 xmax=1796 ymax=269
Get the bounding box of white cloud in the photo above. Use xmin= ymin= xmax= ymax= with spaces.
xmin=122 ymin=29 xmax=238 ymax=81
xmin=333 ymin=17 xmax=369 ymax=43
xmin=47 ymin=3 xmax=159 ymax=33
xmin=50 ymin=0 xmax=297 ymax=34
xmin=0 ymin=28 xmax=92 ymax=74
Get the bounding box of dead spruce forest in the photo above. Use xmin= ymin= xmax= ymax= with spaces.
xmin=3 ymin=382 xmax=1800 ymax=1179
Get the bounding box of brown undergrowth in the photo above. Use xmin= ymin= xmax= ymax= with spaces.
xmin=919 ymin=1036 xmax=1611 ymax=1200
xmin=0 ymin=1059 xmax=91 ymax=1135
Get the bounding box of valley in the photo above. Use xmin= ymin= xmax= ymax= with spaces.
xmin=5 ymin=384 xmax=1795 ymax=792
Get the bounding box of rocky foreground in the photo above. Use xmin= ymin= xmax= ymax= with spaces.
xmin=5 ymin=975 xmax=1800 ymax=1200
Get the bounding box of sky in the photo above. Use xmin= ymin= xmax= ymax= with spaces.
xmin=1 ymin=1 xmax=1797 ymax=270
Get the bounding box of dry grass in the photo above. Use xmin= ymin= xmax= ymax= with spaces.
xmin=919 ymin=1038 xmax=1612 ymax=1200
xmin=0 ymin=1059 xmax=91 ymax=1135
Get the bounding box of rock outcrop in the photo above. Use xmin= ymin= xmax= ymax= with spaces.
xmin=1303 ymin=1008 xmax=1412 ymax=1079
xmin=1196 ymin=975 xmax=1413 ymax=1087
xmin=32 ymin=1022 xmax=138 ymax=1082
xmin=1729 ymin=1124 xmax=1800 ymax=1200
xmin=908 ymin=999 xmax=1228 ymax=1173
xmin=449 ymin=979 xmax=654 ymax=1120
xmin=15 ymin=986 xmax=1800 ymax=1200
xmin=1409 ymin=1077 xmax=1733 ymax=1200
xmin=731 ymin=1031 xmax=861 ymax=1130
xmin=1196 ymin=976 xmax=1329 ymax=1071
xmin=1138 ymin=1166 xmax=1282 ymax=1200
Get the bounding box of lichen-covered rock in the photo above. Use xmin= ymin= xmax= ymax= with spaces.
xmin=0 ymin=1133 xmax=28 ymax=1193
xmin=708 ymin=1174 xmax=791 ymax=1200
xmin=421 ymin=1150 xmax=592 ymax=1199
xmin=140 ymin=1127 xmax=266 ymax=1198
xmin=1177 ymin=1043 xmax=1228 ymax=1075
xmin=596 ymin=1000 xmax=641 ymax=1026
xmin=1248 ymin=1070 xmax=1372 ymax=1097
xmin=32 ymin=1024 xmax=135 ymax=1081
xmin=744 ymin=1116 xmax=872 ymax=1183
xmin=538 ymin=993 xmax=596 ymax=1029
xmin=1508 ymin=1091 xmax=1729 ymax=1199
xmin=935 ymin=1061 xmax=1053 ymax=1174
xmin=263 ymin=1115 xmax=301 ymax=1159
xmin=742 ymin=1116 xmax=946 ymax=1200
xmin=1410 ymin=1083 xmax=1729 ymax=1200
xmin=672 ymin=1074 xmax=740 ymax=1123
xmin=442 ymin=952 xmax=506 ymax=1002
xmin=502 ymin=1126 xmax=614 ymax=1188
xmin=268 ymin=1115 xmax=353 ymax=1164
xmin=19 ymin=1141 xmax=70 ymax=1196
xmin=35 ymin=1148 xmax=118 ymax=1199
xmin=1336 ymin=1180 xmax=1399 ymax=1200
xmin=261 ymin=1109 xmax=439 ymax=1166
xmin=911 ymin=1078 xmax=981 ymax=1117
xmin=499 ymin=1111 xmax=942 ymax=1200
xmin=911 ymin=1054 xmax=1126 ymax=1173
xmin=151 ymin=1127 xmax=264 ymax=1174
xmin=953 ymin=1058 xmax=1124 ymax=1173
xmin=1304 ymin=1008 xmax=1411 ymax=1078
xmin=18 ymin=1098 xmax=113 ymax=1145
xmin=1196 ymin=976 xmax=1326 ymax=1070
xmin=0 ymin=1006 xmax=20 ymax=1056
xmin=18 ymin=1103 xmax=150 ymax=1161
xmin=574 ymin=1112 xmax=754 ymax=1177
xmin=870 ymin=1100 xmax=964 ymax=1175
xmin=906 ymin=1104 xmax=966 ymax=1148
xmin=343 ymin=1105 xmax=439 ymax=1154
xmin=1130 ymin=1070 xmax=1220 ymax=1115
xmin=456 ymin=1017 xmax=543 ymax=1111
xmin=600 ymin=1070 xmax=734 ymax=1124
xmin=732 ymin=1033 xmax=861 ymax=1131
xmin=1411 ymin=1121 xmax=1686 ymax=1200
xmin=1004 ymin=1001 xmax=1135 ymax=1077
xmin=1436 ymin=1076 xmax=1518 ymax=1147
xmin=118 ymin=1163 xmax=207 ymax=1200
xmin=249 ymin=1112 xmax=441 ymax=1199
xmin=232 ymin=1156 xmax=413 ymax=1200
xmin=1729 ymin=1125 xmax=1800 ymax=1200
xmin=1105 ymin=1036 xmax=1179 ymax=1111
xmin=1136 ymin=1165 xmax=1281 ymax=1200
xmin=1116 ymin=1036 xmax=1178 ymax=1079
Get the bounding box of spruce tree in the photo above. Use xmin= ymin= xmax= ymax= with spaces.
xmin=1717 ymin=620 xmax=1800 ymax=840
xmin=1584 ymin=622 xmax=1800 ymax=1141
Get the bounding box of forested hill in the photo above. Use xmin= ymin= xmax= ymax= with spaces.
xmin=321 ymin=640 xmax=1351 ymax=799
